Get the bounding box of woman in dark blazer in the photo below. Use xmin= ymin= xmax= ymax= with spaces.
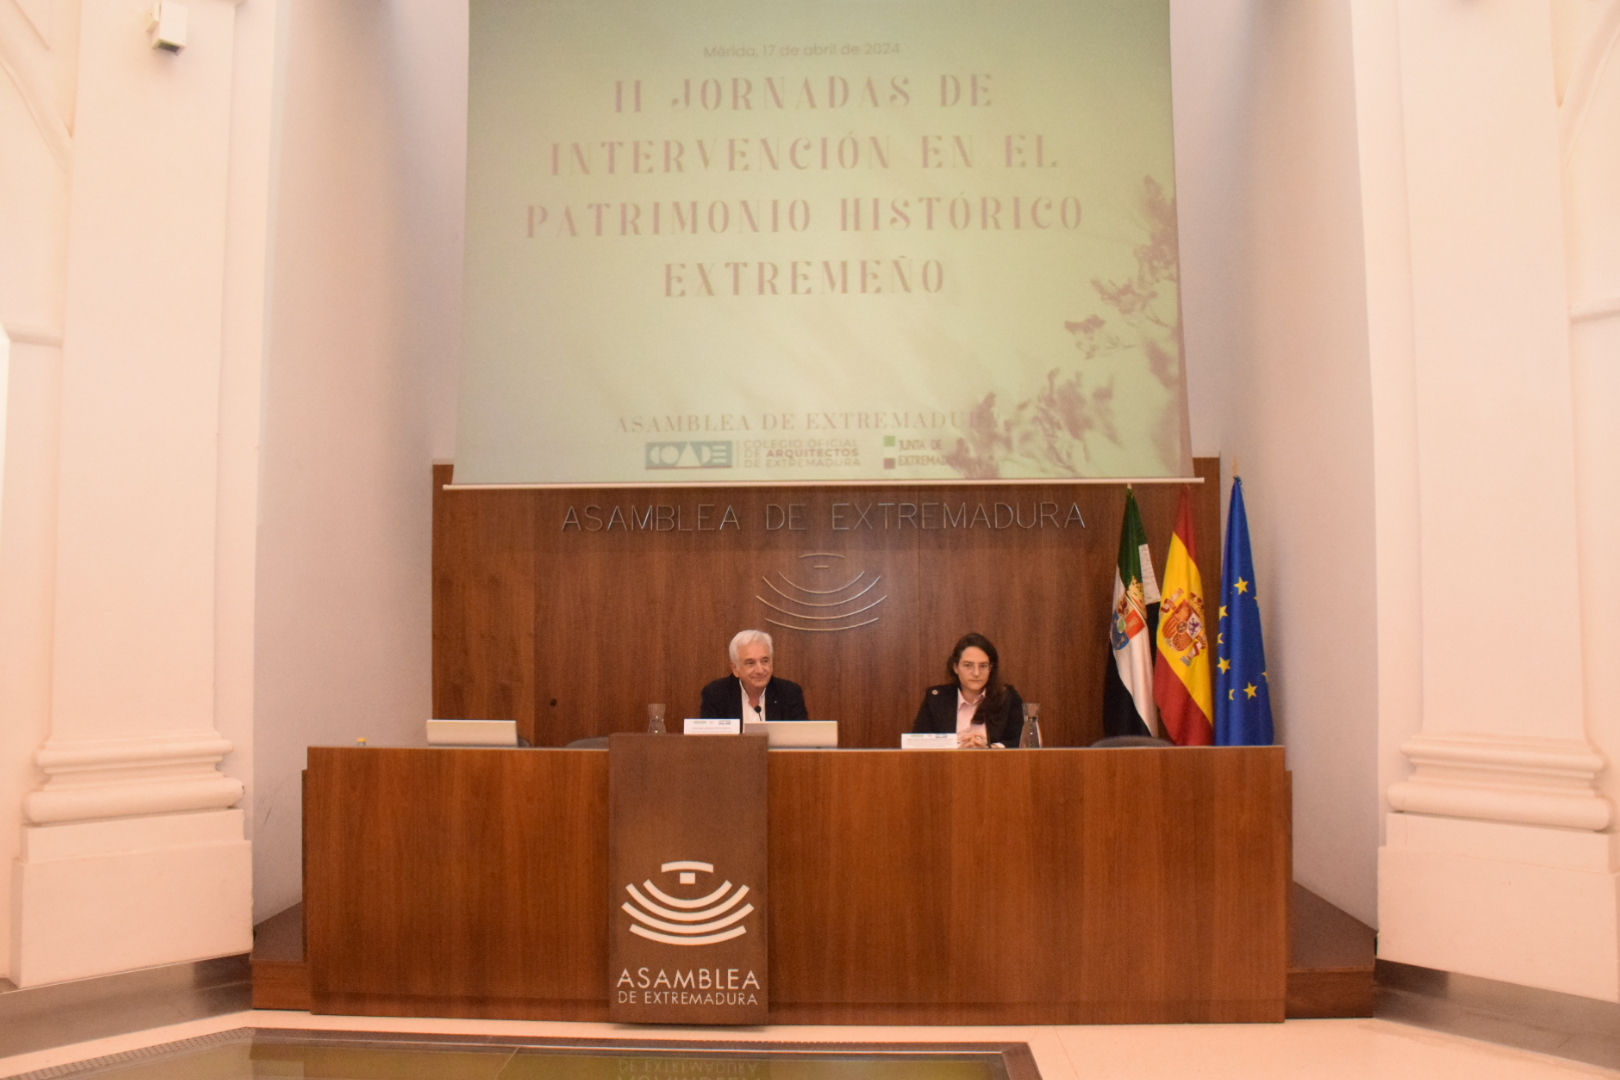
xmin=911 ymin=633 xmax=1024 ymax=748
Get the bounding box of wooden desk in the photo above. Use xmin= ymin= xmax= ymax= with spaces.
xmin=304 ymin=746 xmax=1289 ymax=1023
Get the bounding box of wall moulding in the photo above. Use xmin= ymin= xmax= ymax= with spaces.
xmin=24 ymin=731 xmax=243 ymax=825
xmin=0 ymin=0 xmax=73 ymax=172
xmin=1389 ymin=732 xmax=1611 ymax=831
xmin=1556 ymin=0 xmax=1620 ymax=160
xmin=1570 ymin=295 xmax=1620 ymax=323
xmin=0 ymin=323 xmax=64 ymax=347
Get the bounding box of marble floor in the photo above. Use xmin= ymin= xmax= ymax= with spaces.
xmin=2 ymin=1011 xmax=1616 ymax=1080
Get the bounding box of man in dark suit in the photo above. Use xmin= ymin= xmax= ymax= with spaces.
xmin=699 ymin=629 xmax=810 ymax=721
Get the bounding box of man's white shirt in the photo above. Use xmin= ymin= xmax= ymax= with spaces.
xmin=741 ymin=682 xmax=767 ymax=723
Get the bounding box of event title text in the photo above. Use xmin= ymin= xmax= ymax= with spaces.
xmin=522 ymin=70 xmax=1084 ymax=298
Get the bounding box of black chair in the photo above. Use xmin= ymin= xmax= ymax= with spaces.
xmin=565 ymin=736 xmax=610 ymax=749
xmin=1090 ymin=735 xmax=1175 ymax=748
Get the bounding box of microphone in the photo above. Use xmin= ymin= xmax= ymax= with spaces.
xmin=751 ymin=703 xmax=763 ymax=723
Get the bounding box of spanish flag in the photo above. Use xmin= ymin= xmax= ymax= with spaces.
xmin=1153 ymin=487 xmax=1214 ymax=745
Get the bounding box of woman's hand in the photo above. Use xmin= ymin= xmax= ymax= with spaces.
xmin=957 ymin=730 xmax=989 ymax=750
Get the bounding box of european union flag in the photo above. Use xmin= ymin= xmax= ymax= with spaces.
xmin=1215 ymin=477 xmax=1274 ymax=745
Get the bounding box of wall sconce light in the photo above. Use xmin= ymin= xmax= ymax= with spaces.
xmin=149 ymin=2 xmax=188 ymax=53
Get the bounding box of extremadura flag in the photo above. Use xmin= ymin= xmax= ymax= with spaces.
xmin=1103 ymin=488 xmax=1160 ymax=738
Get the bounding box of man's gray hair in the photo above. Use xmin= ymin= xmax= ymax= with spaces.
xmin=728 ymin=629 xmax=773 ymax=665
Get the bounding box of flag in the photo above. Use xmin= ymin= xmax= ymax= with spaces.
xmin=1102 ymin=488 xmax=1160 ymax=737
xmin=1215 ymin=477 xmax=1274 ymax=745
xmin=1154 ymin=486 xmax=1214 ymax=745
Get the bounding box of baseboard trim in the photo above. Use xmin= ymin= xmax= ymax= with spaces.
xmin=1376 ymin=959 xmax=1620 ymax=1070
xmin=0 ymin=956 xmax=251 ymax=1059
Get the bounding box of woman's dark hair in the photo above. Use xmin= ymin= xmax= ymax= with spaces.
xmin=946 ymin=632 xmax=1008 ymax=715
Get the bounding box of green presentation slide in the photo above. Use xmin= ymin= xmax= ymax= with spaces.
xmin=457 ymin=0 xmax=1187 ymax=485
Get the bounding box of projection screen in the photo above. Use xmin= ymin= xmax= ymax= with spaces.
xmin=457 ymin=0 xmax=1188 ymax=485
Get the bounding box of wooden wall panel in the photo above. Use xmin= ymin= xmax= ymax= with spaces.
xmin=303 ymin=745 xmax=1287 ymax=1024
xmin=432 ymin=463 xmax=537 ymax=734
xmin=304 ymin=747 xmax=609 ymax=1018
xmin=433 ymin=459 xmax=1222 ymax=748
xmin=767 ymin=746 xmax=1287 ymax=1024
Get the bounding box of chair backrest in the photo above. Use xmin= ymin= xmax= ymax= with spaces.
xmin=565 ymin=736 xmax=611 ymax=749
xmin=1089 ymin=735 xmax=1175 ymax=748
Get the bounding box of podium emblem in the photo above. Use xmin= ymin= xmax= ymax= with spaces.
xmin=623 ymin=861 xmax=755 ymax=946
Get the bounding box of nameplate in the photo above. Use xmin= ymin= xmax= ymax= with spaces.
xmin=901 ymin=733 xmax=957 ymax=750
xmin=685 ymin=717 xmax=740 ymax=735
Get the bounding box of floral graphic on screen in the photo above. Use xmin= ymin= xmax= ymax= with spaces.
xmin=946 ymin=176 xmax=1185 ymax=479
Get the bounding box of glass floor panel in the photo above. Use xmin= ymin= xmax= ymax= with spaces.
xmin=14 ymin=1029 xmax=1031 ymax=1080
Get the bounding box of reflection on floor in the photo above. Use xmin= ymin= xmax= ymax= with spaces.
xmin=0 ymin=956 xmax=252 ymax=1062
xmin=4 ymin=1029 xmax=1031 ymax=1080
xmin=1377 ymin=961 xmax=1620 ymax=1072
xmin=2 ymin=1011 xmax=1616 ymax=1080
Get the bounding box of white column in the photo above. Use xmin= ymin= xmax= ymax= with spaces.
xmin=1365 ymin=0 xmax=1618 ymax=1002
xmin=0 ymin=0 xmax=74 ymax=983
xmin=11 ymin=0 xmax=253 ymax=987
xmin=1562 ymin=0 xmax=1620 ymax=1004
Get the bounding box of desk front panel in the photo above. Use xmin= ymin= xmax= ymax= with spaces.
xmin=305 ymin=747 xmax=611 ymax=1018
xmin=305 ymin=746 xmax=1288 ymax=1023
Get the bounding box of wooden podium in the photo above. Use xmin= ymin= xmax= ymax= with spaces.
xmin=303 ymin=744 xmax=1290 ymax=1023
xmin=608 ymin=733 xmax=770 ymax=1024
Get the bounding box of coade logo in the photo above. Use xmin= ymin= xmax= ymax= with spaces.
xmin=622 ymin=860 xmax=754 ymax=946
xmin=645 ymin=442 xmax=734 ymax=469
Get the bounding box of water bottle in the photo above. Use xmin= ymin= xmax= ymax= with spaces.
xmin=1023 ymin=702 xmax=1043 ymax=748
xmin=647 ymin=703 xmax=667 ymax=735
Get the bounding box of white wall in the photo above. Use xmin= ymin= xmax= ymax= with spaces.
xmin=389 ymin=3 xmax=468 ymax=467
xmin=2 ymin=0 xmax=265 ymax=986
xmin=259 ymin=0 xmax=1395 ymax=929
xmin=1170 ymin=1 xmax=1242 ymax=463
xmin=1346 ymin=0 xmax=1425 ymax=932
xmin=1561 ymin=0 xmax=1620 ymax=834
xmin=1559 ymin=4 xmax=1620 ymax=999
xmin=0 ymin=332 xmax=59 ymax=981
xmin=1173 ymin=2 xmax=1620 ymax=964
xmin=250 ymin=0 xmax=457 ymax=920
xmin=1171 ymin=0 xmax=1382 ymax=925
xmin=0 ymin=0 xmax=75 ymax=980
xmin=365 ymin=0 xmax=1618 ymax=996
xmin=2 ymin=0 xmax=1609 ymax=992
xmin=1363 ymin=1 xmax=1615 ymax=1000
xmin=2 ymin=0 xmax=462 ymax=944
xmin=210 ymin=0 xmax=284 ymax=858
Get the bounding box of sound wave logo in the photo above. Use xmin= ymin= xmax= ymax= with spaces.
xmin=757 ymin=552 xmax=886 ymax=633
xmin=623 ymin=861 xmax=754 ymax=946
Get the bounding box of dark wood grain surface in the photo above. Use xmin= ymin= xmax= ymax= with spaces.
xmin=304 ymin=742 xmax=1286 ymax=1023
xmin=432 ymin=472 xmax=538 ymax=735
xmin=609 ymin=734 xmax=770 ymax=1024
xmin=1286 ymin=882 xmax=1376 ymax=1018
xmin=432 ymin=459 xmax=1222 ymax=749
xmin=249 ymin=903 xmax=310 ymax=1010
xmin=304 ymin=747 xmax=609 ymax=1019
xmin=768 ymin=746 xmax=1288 ymax=1023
